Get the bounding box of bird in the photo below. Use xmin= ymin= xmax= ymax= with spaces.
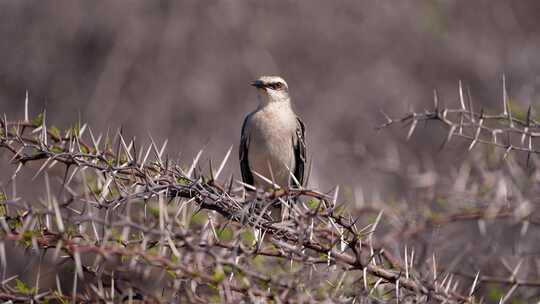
xmin=239 ymin=75 xmax=306 ymax=219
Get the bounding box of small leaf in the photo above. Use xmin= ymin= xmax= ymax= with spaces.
xmin=32 ymin=113 xmax=44 ymax=126
xmin=241 ymin=229 xmax=256 ymax=246
xmin=0 ymin=195 xmax=5 ymax=218
xmin=176 ymin=177 xmax=191 ymax=186
xmin=49 ymin=126 xmax=61 ymax=139
xmin=50 ymin=146 xmax=64 ymax=153
xmin=305 ymin=198 xmax=320 ymax=210
xmin=212 ymin=266 xmax=226 ymax=283
xmin=189 ymin=211 xmax=208 ymax=226
xmin=217 ymin=227 xmax=233 ymax=241
xmin=80 ymin=145 xmax=89 ymax=154
xmin=15 ymin=278 xmax=35 ymax=295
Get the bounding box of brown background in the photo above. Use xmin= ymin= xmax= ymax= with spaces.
xmin=2 ymin=2 xmax=540 ymax=301
xmin=1 ymin=1 xmax=540 ymax=195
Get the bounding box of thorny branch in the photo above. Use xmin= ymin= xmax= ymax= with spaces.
xmin=0 ymin=114 xmax=471 ymax=303
xmin=0 ymin=84 xmax=539 ymax=303
xmin=378 ymin=77 xmax=540 ymax=159
xmin=377 ymin=77 xmax=540 ymax=302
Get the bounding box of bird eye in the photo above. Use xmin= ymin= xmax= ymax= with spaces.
xmin=274 ymin=82 xmax=283 ymax=90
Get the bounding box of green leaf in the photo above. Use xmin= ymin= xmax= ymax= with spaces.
xmin=241 ymin=229 xmax=256 ymax=246
xmin=53 ymin=292 xmax=69 ymax=304
xmin=14 ymin=278 xmax=35 ymax=295
xmin=305 ymin=198 xmax=320 ymax=210
xmin=147 ymin=206 xmax=160 ymax=219
xmin=50 ymin=145 xmax=64 ymax=153
xmin=217 ymin=227 xmax=233 ymax=241
xmin=0 ymin=191 xmax=6 ymax=216
xmin=80 ymin=144 xmax=89 ymax=154
xmin=252 ymin=255 xmax=265 ymax=269
xmin=71 ymin=123 xmax=81 ymax=138
xmin=20 ymin=230 xmax=36 ymax=248
xmin=176 ymin=177 xmax=191 ymax=186
xmin=49 ymin=126 xmax=61 ymax=139
xmin=190 ymin=211 xmax=208 ymax=226
xmin=487 ymin=283 xmax=504 ymax=302
xmin=32 ymin=113 xmax=44 ymax=126
xmin=212 ymin=266 xmax=225 ymax=283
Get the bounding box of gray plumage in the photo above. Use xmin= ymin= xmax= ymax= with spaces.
xmin=239 ymin=76 xmax=306 ymax=190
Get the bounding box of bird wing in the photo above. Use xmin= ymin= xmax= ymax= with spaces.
xmin=239 ymin=114 xmax=254 ymax=186
xmin=293 ymin=116 xmax=306 ymax=187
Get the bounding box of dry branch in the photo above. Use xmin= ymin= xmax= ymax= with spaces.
xmin=0 ymin=109 xmax=479 ymax=303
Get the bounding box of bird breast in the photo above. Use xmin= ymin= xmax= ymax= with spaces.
xmin=248 ymin=104 xmax=297 ymax=186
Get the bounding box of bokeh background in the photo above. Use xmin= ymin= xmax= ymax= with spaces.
xmin=2 ymin=1 xmax=540 ymax=301
xmin=2 ymin=1 xmax=540 ymax=195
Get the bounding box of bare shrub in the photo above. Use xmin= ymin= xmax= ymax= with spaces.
xmin=1 ymin=82 xmax=539 ymax=303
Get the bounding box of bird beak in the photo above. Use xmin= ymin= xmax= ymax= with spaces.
xmin=251 ymin=80 xmax=265 ymax=89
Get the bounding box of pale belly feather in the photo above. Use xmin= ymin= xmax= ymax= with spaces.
xmin=247 ymin=105 xmax=297 ymax=187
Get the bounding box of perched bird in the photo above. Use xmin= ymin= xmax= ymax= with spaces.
xmin=239 ymin=76 xmax=306 ymax=193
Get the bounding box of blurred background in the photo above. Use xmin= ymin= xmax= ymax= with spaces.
xmin=2 ymin=1 xmax=540 ymax=193
xmin=3 ymin=1 xmax=540 ymax=301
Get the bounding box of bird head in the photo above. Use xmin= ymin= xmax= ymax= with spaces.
xmin=251 ymin=76 xmax=290 ymax=105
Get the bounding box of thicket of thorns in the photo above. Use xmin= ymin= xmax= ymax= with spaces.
xmin=0 ymin=79 xmax=539 ymax=303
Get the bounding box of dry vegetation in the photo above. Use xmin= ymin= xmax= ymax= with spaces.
xmin=0 ymin=81 xmax=539 ymax=303
xmin=1 ymin=2 xmax=540 ymax=303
